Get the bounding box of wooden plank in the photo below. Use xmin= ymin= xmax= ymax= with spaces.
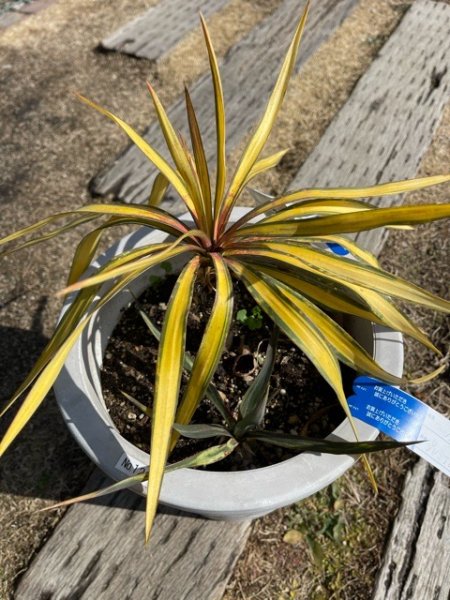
xmin=90 ymin=0 xmax=359 ymax=205
xmin=100 ymin=0 xmax=231 ymax=61
xmin=287 ymin=0 xmax=450 ymax=254
xmin=15 ymin=470 xmax=251 ymax=600
xmin=372 ymin=462 xmax=450 ymax=600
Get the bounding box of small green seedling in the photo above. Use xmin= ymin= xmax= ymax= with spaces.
xmin=236 ymin=306 xmax=264 ymax=330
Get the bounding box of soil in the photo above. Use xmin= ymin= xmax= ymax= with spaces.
xmin=101 ymin=273 xmax=349 ymax=471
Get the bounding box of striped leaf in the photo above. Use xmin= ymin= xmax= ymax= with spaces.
xmin=185 ymin=86 xmax=212 ymax=234
xmin=77 ymin=94 xmax=200 ymax=222
xmin=172 ymin=254 xmax=234 ymax=448
xmin=77 ymin=203 xmax=188 ymax=237
xmin=233 ymin=202 xmax=450 ymax=239
xmin=146 ymin=257 xmax=200 ymax=542
xmin=0 ymin=286 xmax=99 ymax=419
xmin=0 ymin=271 xmax=141 ymax=457
xmin=200 ymin=15 xmax=226 ymax=220
xmin=146 ymin=83 xmax=205 ymax=224
xmin=59 ymin=241 xmax=199 ymax=296
xmin=257 ymin=271 xmax=404 ymax=384
xmin=254 ymin=263 xmax=437 ymax=354
xmin=0 ymin=216 xmax=97 ymax=258
xmin=228 ymin=174 xmax=450 ymax=230
xmin=247 ymin=431 xmax=412 ymax=454
xmin=225 ymin=258 xmax=350 ymax=416
xmin=243 ymin=149 xmax=289 ymax=187
xmin=148 ymin=173 xmax=170 ymax=207
xmin=259 ymin=199 xmax=375 ymax=223
xmin=225 ymin=244 xmax=450 ymax=313
xmin=0 ymin=211 xmax=98 ymax=248
xmin=218 ymin=2 xmax=309 ymax=229
xmin=135 ymin=302 xmax=234 ymax=427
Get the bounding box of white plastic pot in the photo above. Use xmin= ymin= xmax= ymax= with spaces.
xmin=54 ymin=207 xmax=403 ymax=520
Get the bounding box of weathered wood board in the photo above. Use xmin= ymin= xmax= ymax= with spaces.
xmin=288 ymin=0 xmax=450 ymax=254
xmin=100 ymin=0 xmax=231 ymax=61
xmin=15 ymin=470 xmax=251 ymax=600
xmin=372 ymin=461 xmax=450 ymax=600
xmin=91 ymin=0 xmax=360 ymax=205
xmin=14 ymin=2 xmax=450 ymax=598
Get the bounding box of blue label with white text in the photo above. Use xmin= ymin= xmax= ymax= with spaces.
xmin=348 ymin=376 xmax=428 ymax=441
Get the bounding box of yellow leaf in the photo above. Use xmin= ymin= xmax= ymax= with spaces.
xmin=171 ymin=254 xmax=233 ymax=448
xmin=146 ymin=257 xmax=201 ymax=542
xmin=200 ymin=14 xmax=227 ymax=221
xmin=185 ymin=86 xmax=213 ymax=234
xmin=148 ymin=173 xmax=169 ymax=207
xmin=230 ymin=173 xmax=450 ymax=228
xmin=77 ymin=94 xmax=200 ymax=221
xmin=218 ymin=2 xmax=310 ymax=229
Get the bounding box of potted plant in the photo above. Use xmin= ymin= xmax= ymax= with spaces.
xmin=1 ymin=2 xmax=449 ymax=541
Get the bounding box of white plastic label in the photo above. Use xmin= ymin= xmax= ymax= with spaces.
xmin=348 ymin=376 xmax=450 ymax=477
xmin=115 ymin=453 xmax=146 ymax=476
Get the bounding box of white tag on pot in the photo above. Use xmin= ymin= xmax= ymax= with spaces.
xmin=348 ymin=376 xmax=450 ymax=477
xmin=115 ymin=452 xmax=147 ymax=477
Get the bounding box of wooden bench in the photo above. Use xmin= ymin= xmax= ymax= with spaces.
xmin=15 ymin=1 xmax=450 ymax=598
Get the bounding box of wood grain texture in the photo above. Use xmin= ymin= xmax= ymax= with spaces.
xmin=91 ymin=0 xmax=359 ymax=206
xmin=372 ymin=462 xmax=450 ymax=600
xmin=15 ymin=470 xmax=251 ymax=600
xmin=100 ymin=0 xmax=231 ymax=61
xmin=288 ymin=0 xmax=450 ymax=255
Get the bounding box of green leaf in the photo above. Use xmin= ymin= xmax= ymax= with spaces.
xmin=246 ymin=430 xmax=414 ymax=453
xmin=235 ymin=326 xmax=279 ymax=434
xmin=38 ymin=439 xmax=239 ymax=513
xmin=172 ymin=423 xmax=231 ymax=439
xmin=120 ymin=390 xmax=151 ymax=417
xmin=166 ymin=437 xmax=239 ymax=471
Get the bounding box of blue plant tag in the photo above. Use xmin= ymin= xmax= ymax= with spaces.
xmin=348 ymin=376 xmax=450 ymax=477
xmin=326 ymin=242 xmax=349 ymax=256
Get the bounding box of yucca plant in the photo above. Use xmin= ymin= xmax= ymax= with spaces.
xmin=1 ymin=2 xmax=450 ymax=541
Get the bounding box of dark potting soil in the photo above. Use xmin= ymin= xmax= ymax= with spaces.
xmin=101 ymin=273 xmax=350 ymax=471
